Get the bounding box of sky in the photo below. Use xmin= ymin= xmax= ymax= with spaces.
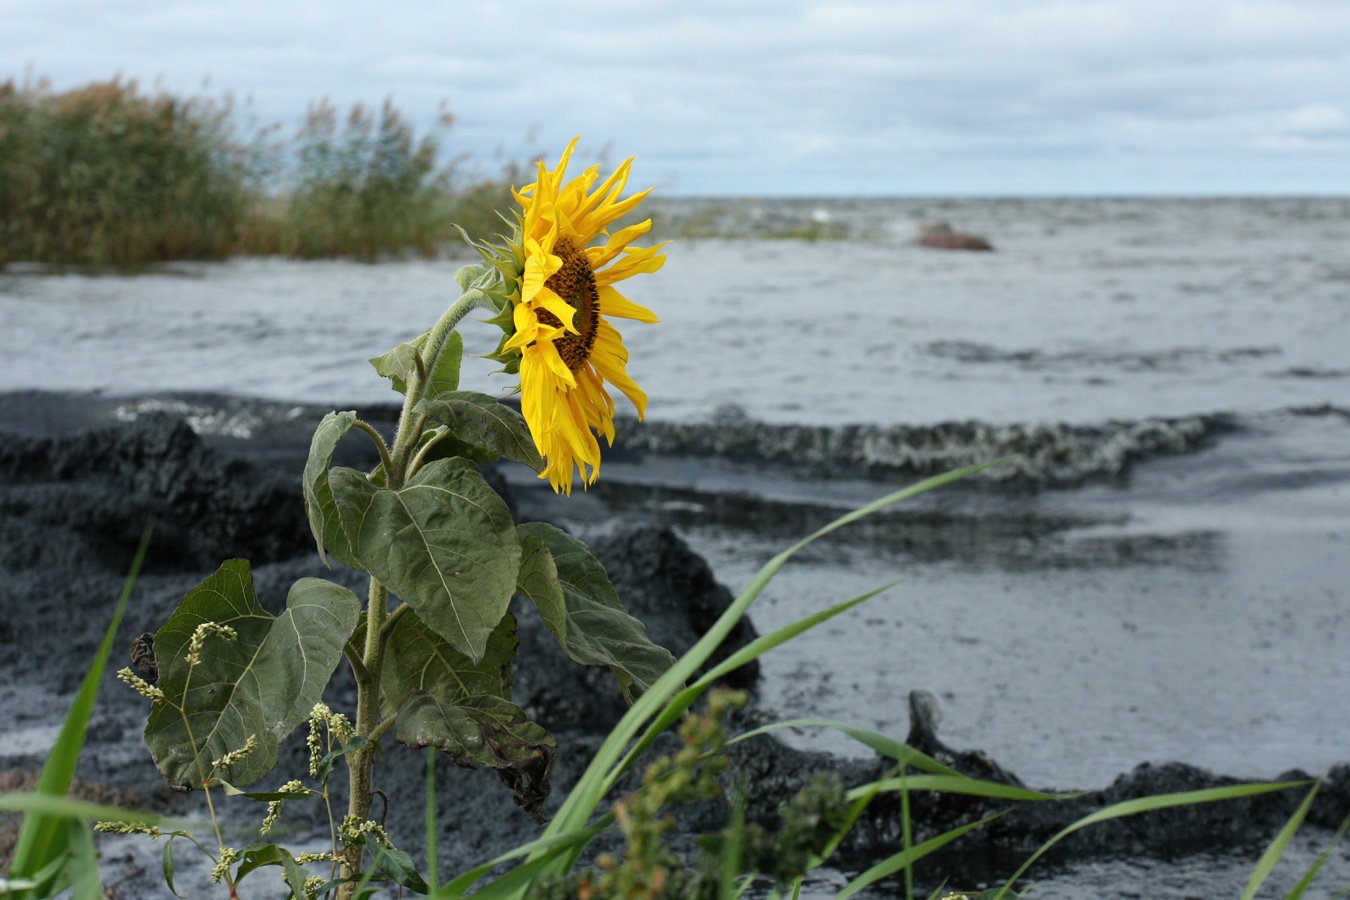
xmin=5 ymin=0 xmax=1349 ymax=196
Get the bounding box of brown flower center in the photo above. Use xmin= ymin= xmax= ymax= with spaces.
xmin=536 ymin=236 xmax=600 ymax=372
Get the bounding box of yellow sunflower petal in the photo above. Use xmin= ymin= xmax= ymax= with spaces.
xmin=595 ymin=243 xmax=668 ymax=286
xmin=588 ymin=322 xmax=648 ymax=418
xmin=597 ymin=284 xmax=660 ymax=324
xmin=494 ymin=136 xmax=662 ymax=492
xmin=520 ymin=234 xmax=562 ymax=303
xmin=586 ymin=218 xmax=653 ymax=269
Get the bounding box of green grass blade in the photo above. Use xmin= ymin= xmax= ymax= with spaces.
xmin=426 ymin=746 xmax=439 ymax=892
xmin=546 ymin=466 xmax=993 ymax=834
xmin=835 ymin=812 xmax=1008 ymax=900
xmin=1281 ymin=799 xmax=1350 ymax=899
xmin=993 ymin=779 xmax=1311 ymax=898
xmin=477 ymin=463 xmax=999 ymax=894
xmin=0 ymin=793 xmax=167 ymax=823
xmin=1241 ymin=779 xmax=1320 ymax=900
xmin=608 ymin=586 xmax=893 ymax=794
xmin=66 ymin=820 xmax=102 ymax=900
xmin=850 ymin=774 xmax=1072 ymax=804
xmin=448 ymin=840 xmax=591 ymax=900
xmin=730 ymin=718 xmax=962 ymax=776
xmin=432 ymin=820 xmax=610 ymax=897
xmin=7 ymin=522 xmax=153 ymax=896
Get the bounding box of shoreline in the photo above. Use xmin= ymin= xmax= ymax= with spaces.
xmin=2 ymin=389 xmax=1349 ymax=896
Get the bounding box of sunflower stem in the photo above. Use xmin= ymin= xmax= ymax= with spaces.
xmin=422 ymin=288 xmax=496 ymax=380
xmin=340 ymin=576 xmax=389 ymax=896
xmin=338 ymin=291 xmax=494 ymax=896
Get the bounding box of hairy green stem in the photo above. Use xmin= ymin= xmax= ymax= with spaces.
xmin=338 ymin=289 xmax=485 ymax=897
xmin=342 ymin=641 xmax=370 ymax=684
xmin=379 ymin=603 xmax=411 ymax=641
xmin=406 ymin=425 xmax=456 ymax=481
xmin=340 ymin=576 xmax=390 ymax=893
xmin=423 ymin=289 xmax=494 ymax=373
xmin=350 ymin=418 xmax=394 ymax=476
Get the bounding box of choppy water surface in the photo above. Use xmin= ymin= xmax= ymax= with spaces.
xmin=5 ymin=197 xmax=1350 ymax=895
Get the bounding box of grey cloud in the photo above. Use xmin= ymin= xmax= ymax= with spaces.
xmin=3 ymin=0 xmax=1348 ymax=193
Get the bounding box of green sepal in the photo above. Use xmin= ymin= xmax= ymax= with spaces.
xmin=460 ymin=218 xmax=527 ymax=374
xmin=453 ymin=261 xmax=490 ymax=292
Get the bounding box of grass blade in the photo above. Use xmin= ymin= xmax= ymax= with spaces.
xmin=848 ymin=774 xmax=1071 ymax=804
xmin=7 ymin=522 xmax=153 ymax=897
xmin=1241 ymin=779 xmax=1320 ymax=900
xmin=1287 ymin=810 xmax=1350 ymax=899
xmin=1280 ymin=798 xmax=1350 ymax=900
xmin=610 ymin=586 xmax=893 ymax=792
xmin=467 ymin=463 xmax=1001 ymax=894
xmin=432 ymin=820 xmax=610 ymax=897
xmin=0 ymin=793 xmax=166 ymax=823
xmin=992 ymin=779 xmax=1311 ymax=898
xmin=835 ymin=812 xmax=1008 ymax=899
xmin=426 ymin=746 xmax=439 ymax=892
xmin=731 ymin=718 xmax=962 ymax=777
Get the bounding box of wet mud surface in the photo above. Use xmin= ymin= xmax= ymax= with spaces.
xmin=2 ymin=390 xmax=1347 ymax=897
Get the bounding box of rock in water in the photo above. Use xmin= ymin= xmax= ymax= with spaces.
xmin=917 ymin=221 xmax=993 ymax=251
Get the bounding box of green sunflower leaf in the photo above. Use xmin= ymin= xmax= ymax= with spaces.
xmin=417 ymin=390 xmax=544 ymax=473
xmin=426 ymin=330 xmax=463 ymax=398
xmin=412 ymin=424 xmax=500 ymax=468
xmin=145 ymin=563 xmax=360 ymax=788
xmin=369 ymin=340 xmax=422 ymax=396
xmin=302 ymin=410 xmax=358 ymax=567
xmin=515 ymin=522 xmax=676 ymax=701
xmin=371 ymin=330 xmax=462 ymax=399
xmin=516 ymin=533 xmax=567 ymax=643
xmin=330 ymin=457 xmax=520 ymax=662
xmin=396 ymin=692 xmax=556 ymax=824
xmin=379 ymin=609 xmax=518 ymax=716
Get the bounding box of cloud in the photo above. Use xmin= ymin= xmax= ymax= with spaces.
xmin=4 ymin=0 xmax=1349 ymax=193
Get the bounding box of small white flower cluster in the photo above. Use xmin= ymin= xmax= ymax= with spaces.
xmin=211 ymin=733 xmax=258 ymax=771
xmin=302 ymin=874 xmax=327 ymax=900
xmin=210 ymin=846 xmax=239 ymax=884
xmin=306 ymin=702 xmax=354 ymax=777
xmin=94 ymin=821 xmax=168 ymax=838
xmin=116 ymin=666 xmax=164 ymax=701
xmin=339 ymin=814 xmax=392 ymax=849
xmin=186 ymin=621 xmax=238 ymax=666
xmin=260 ymin=779 xmax=307 ymax=835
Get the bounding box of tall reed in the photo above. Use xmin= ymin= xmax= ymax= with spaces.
xmin=269 ymin=99 xmax=455 ymax=260
xmin=0 ymin=79 xmax=525 ymax=266
xmin=0 ymin=78 xmax=255 ymax=266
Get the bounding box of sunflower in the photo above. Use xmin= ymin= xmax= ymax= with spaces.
xmin=483 ymin=138 xmax=665 ymax=493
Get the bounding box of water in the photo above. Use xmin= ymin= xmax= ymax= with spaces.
xmin=5 ymin=197 xmax=1350 ymax=895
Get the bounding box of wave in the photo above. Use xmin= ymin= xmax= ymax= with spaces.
xmin=3 ymin=390 xmax=1301 ymax=489
xmin=922 ymin=340 xmax=1282 ymax=372
xmin=612 ymin=411 xmax=1225 ymax=486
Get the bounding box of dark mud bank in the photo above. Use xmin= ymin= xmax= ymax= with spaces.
xmin=1 ymin=391 xmax=1345 ymax=894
